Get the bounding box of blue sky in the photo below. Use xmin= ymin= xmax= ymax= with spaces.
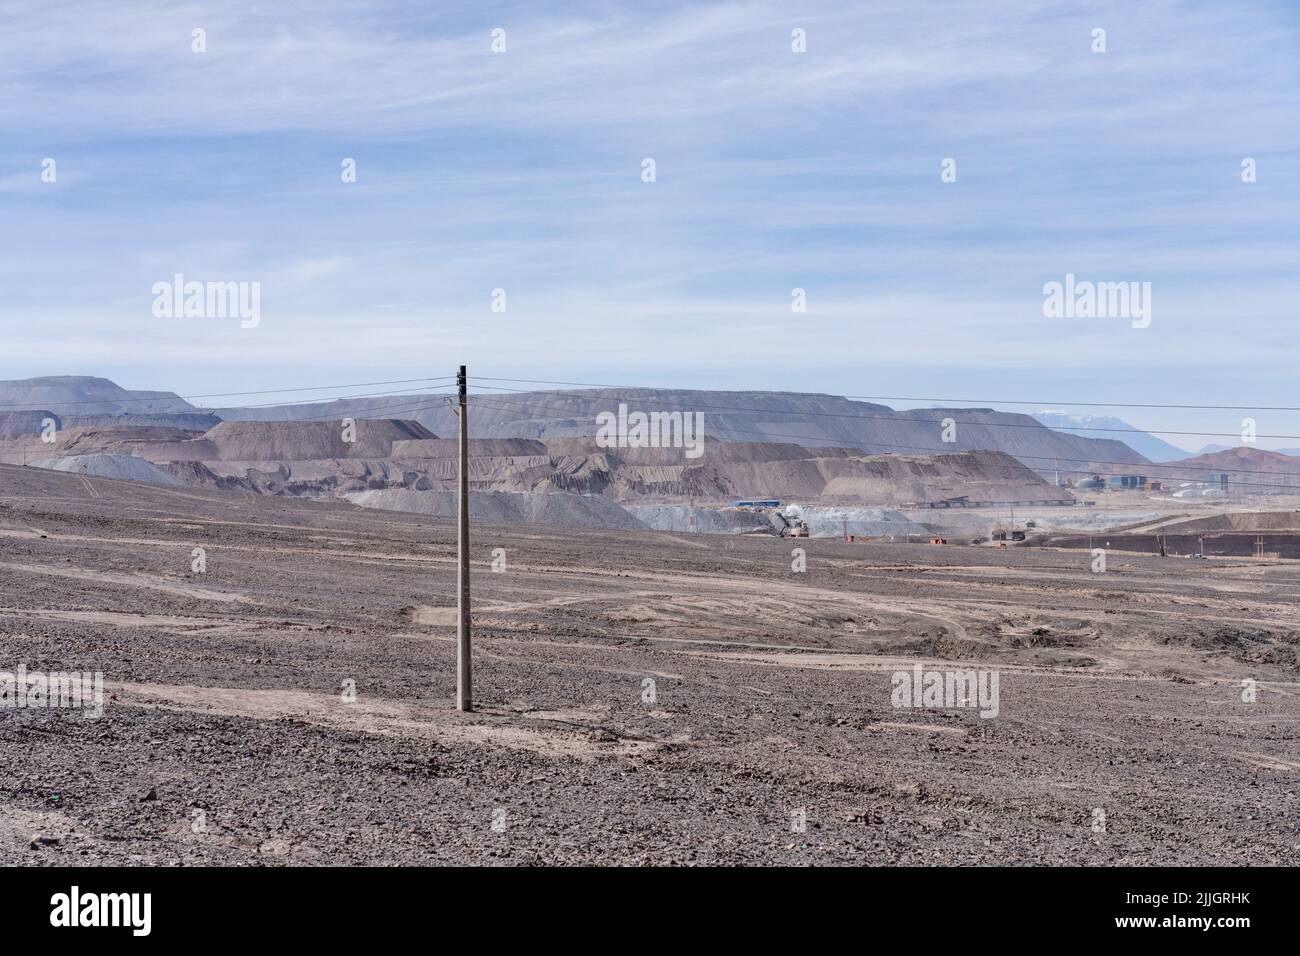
xmin=1 ymin=0 xmax=1297 ymax=450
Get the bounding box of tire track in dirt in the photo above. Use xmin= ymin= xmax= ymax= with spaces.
xmin=0 ymin=561 xmax=254 ymax=604
xmin=107 ymin=681 xmax=676 ymax=761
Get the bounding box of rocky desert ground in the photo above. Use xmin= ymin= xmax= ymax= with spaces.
xmin=1 ymin=461 xmax=1297 ymax=866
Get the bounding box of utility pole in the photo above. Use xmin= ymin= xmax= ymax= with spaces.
xmin=456 ymin=365 xmax=472 ymax=712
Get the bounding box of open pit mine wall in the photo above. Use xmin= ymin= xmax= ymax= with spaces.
xmin=389 ymin=437 xmax=1073 ymax=505
xmin=214 ymin=387 xmax=1151 ymax=475
xmin=1 ymin=414 xmax=1078 ymax=510
xmin=626 ymin=504 xmax=929 ymax=538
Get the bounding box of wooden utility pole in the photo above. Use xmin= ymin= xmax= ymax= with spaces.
xmin=456 ymin=365 xmax=472 ymax=711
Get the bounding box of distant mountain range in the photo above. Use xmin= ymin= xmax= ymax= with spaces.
xmin=1031 ymin=411 xmax=1191 ymax=462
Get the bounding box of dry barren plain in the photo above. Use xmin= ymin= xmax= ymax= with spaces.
xmin=1 ymin=462 xmax=1297 ymax=865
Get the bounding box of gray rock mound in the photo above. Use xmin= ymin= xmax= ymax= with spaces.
xmin=31 ymin=454 xmax=183 ymax=486
xmin=204 ymin=419 xmax=435 ymax=460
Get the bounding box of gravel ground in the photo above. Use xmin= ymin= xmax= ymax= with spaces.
xmin=1 ymin=462 xmax=1297 ymax=865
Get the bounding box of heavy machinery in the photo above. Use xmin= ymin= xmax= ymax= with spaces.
xmin=733 ymin=498 xmax=809 ymax=537
xmin=769 ymin=510 xmax=809 ymax=538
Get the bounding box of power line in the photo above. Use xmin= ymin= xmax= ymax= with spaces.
xmin=0 ymin=376 xmax=457 ymax=411
xmin=471 ymin=376 xmax=1300 ymax=414
xmin=5 ymin=370 xmax=1293 ymax=445
xmin=842 ymin=396 xmax=1300 ymax=413
xmin=257 ymin=389 xmax=460 ymax=424
xmin=7 ymin=385 xmax=459 ymax=424
xmin=206 ymin=383 xmax=459 ymax=412
xmin=193 ymin=376 xmax=455 ymax=403
xmin=465 ymin=383 xmax=1300 ymax=444
xmin=9 ymin=386 xmax=459 ymax=431
xmin=5 ymin=369 xmax=1296 ymax=422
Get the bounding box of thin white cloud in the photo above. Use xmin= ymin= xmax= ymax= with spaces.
xmin=0 ymin=0 xmax=1296 ymax=402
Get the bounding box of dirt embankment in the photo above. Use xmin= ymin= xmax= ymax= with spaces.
xmin=393 ymin=438 xmax=549 ymax=458
xmin=0 ymin=411 xmax=60 ymax=438
xmin=1134 ymin=511 xmax=1300 ymax=533
xmin=204 ymin=420 xmax=435 ymax=460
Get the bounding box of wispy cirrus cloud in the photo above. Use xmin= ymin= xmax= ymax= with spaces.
xmin=0 ymin=0 xmax=1296 ymax=453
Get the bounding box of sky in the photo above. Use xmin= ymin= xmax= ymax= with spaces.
xmin=1 ymin=0 xmax=1298 ymax=451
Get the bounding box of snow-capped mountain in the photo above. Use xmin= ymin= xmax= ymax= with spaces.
xmin=1032 ymin=411 xmax=1192 ymax=462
